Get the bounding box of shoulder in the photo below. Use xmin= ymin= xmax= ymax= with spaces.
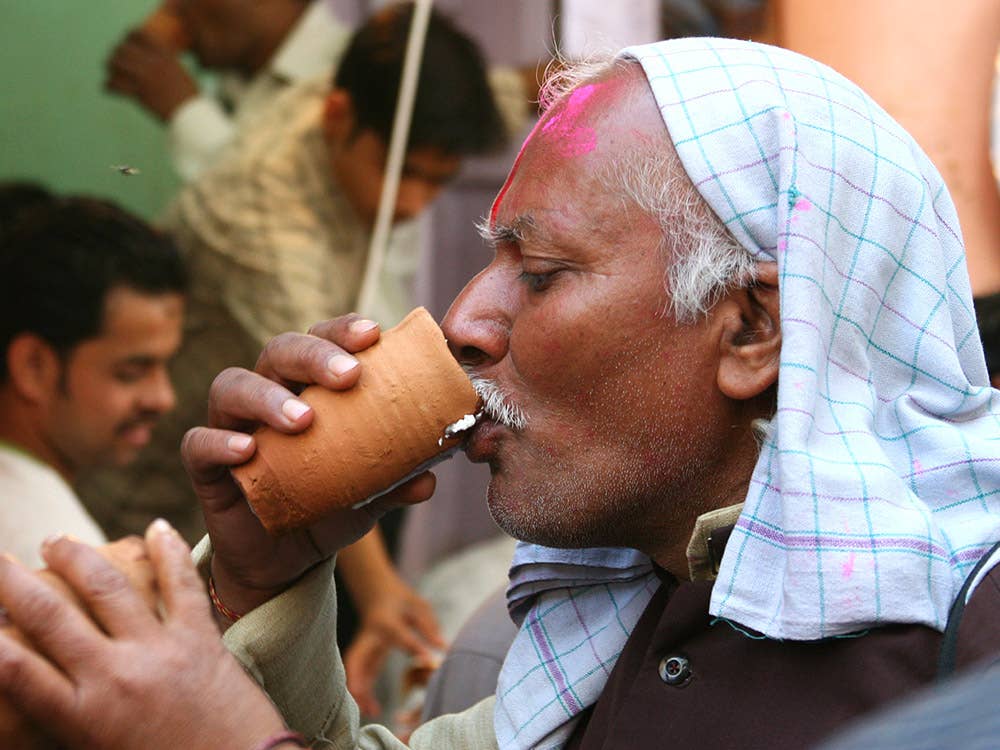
xmin=164 ymin=81 xmax=330 ymax=235
xmin=179 ymin=79 xmax=327 ymax=194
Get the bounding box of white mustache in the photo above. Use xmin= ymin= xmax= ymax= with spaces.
xmin=468 ymin=375 xmax=528 ymax=431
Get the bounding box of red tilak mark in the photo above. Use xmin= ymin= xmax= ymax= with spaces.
xmin=541 ymin=85 xmax=597 ymax=134
xmin=489 ymin=116 xmax=545 ymax=225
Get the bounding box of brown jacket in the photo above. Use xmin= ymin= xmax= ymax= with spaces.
xmin=568 ymin=565 xmax=1000 ymax=749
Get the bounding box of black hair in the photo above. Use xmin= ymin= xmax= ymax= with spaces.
xmin=0 ymin=196 xmax=187 ymax=381
xmin=0 ymin=181 xmax=56 ymax=245
xmin=334 ymin=2 xmax=507 ymax=156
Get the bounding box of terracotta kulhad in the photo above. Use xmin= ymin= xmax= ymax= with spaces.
xmin=231 ymin=307 xmax=480 ymax=533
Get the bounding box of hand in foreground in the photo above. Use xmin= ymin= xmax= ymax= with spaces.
xmin=0 ymin=522 xmax=289 ymax=750
xmin=181 ymin=315 xmax=437 ymax=620
xmin=344 ymin=574 xmax=445 ymax=717
xmin=105 ymin=29 xmax=197 ymax=120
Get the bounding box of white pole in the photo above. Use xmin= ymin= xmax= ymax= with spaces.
xmin=355 ymin=0 xmax=434 ymax=318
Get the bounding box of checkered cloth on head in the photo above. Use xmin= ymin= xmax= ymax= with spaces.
xmin=493 ymin=36 xmax=1000 ymax=749
xmin=623 ymin=37 xmax=1000 ymax=640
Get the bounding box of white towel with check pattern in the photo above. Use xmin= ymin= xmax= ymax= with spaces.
xmin=622 ymin=37 xmax=1000 ymax=640
xmin=494 ymin=543 xmax=657 ymax=749
xmin=493 ymin=36 xmax=1000 ymax=750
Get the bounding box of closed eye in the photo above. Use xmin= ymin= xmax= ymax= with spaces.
xmin=519 ymin=270 xmax=557 ymax=293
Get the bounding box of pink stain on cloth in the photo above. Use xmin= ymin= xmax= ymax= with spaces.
xmin=841 ymin=551 xmax=856 ymax=578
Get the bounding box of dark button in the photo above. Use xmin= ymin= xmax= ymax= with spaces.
xmin=658 ymin=655 xmax=692 ymax=686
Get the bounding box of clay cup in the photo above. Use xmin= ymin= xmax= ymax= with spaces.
xmin=231 ymin=307 xmax=480 ymax=533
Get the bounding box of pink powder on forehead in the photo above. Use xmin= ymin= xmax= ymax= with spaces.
xmin=541 ymin=85 xmax=597 ymax=134
xmin=488 ymin=84 xmax=602 ymax=224
xmin=540 ymin=84 xmax=598 ymax=158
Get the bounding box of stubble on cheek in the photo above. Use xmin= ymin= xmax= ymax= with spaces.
xmin=483 ymin=405 xmax=661 ymax=550
xmin=485 ymin=350 xmax=717 ymax=552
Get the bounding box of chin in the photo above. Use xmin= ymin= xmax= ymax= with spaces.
xmin=109 ymin=447 xmax=141 ymax=468
xmin=487 ymin=487 xmax=606 ymax=550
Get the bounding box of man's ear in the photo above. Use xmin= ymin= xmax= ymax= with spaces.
xmin=5 ymin=334 xmax=62 ymax=404
xmin=715 ymin=262 xmax=781 ymax=400
xmin=322 ymin=88 xmax=355 ymax=146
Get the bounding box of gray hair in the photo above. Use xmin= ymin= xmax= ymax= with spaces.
xmin=540 ymin=55 xmax=757 ymax=322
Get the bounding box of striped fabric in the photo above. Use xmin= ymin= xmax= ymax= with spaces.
xmin=623 ymin=37 xmax=1000 ymax=639
xmin=495 ymin=544 xmax=657 ymax=750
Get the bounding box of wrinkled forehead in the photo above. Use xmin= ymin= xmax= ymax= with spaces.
xmin=488 ymin=67 xmax=655 ymax=224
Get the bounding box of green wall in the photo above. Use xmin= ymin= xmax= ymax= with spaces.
xmin=0 ymin=1 xmax=181 ymax=219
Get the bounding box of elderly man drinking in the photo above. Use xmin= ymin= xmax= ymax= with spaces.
xmin=0 ymin=37 xmax=997 ymax=750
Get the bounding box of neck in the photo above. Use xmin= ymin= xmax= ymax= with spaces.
xmin=240 ymin=2 xmax=309 ymax=77
xmin=646 ymin=414 xmax=767 ymax=578
xmin=0 ymin=394 xmax=74 ymax=483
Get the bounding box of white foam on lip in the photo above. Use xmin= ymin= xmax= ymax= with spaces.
xmin=354 ymin=412 xmax=484 ymax=510
xmin=438 ymin=411 xmax=481 ymax=446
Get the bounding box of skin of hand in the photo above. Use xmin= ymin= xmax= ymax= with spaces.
xmin=105 ymin=29 xmax=198 ymax=121
xmin=180 ymin=314 xmax=437 ymax=622
xmin=340 ymin=532 xmax=446 ymax=717
xmin=0 ymin=521 xmax=290 ymax=750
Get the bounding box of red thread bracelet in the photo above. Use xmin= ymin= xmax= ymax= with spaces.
xmin=250 ymin=729 xmax=309 ymax=750
xmin=208 ymin=574 xmax=244 ymax=622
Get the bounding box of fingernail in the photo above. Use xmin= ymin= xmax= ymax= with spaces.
xmin=227 ymin=434 xmax=253 ymax=452
xmin=327 ymin=353 xmax=359 ymax=377
xmin=350 ymin=319 xmax=378 ymax=334
xmin=41 ymin=533 xmax=65 ymax=552
xmin=150 ymin=518 xmax=172 ymax=536
xmin=281 ymin=398 xmax=311 ymax=421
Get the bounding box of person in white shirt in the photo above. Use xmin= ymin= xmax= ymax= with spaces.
xmin=106 ymin=0 xmax=349 ymax=181
xmin=0 ymin=194 xmax=186 ymax=568
xmin=105 ymin=0 xmax=532 ymax=182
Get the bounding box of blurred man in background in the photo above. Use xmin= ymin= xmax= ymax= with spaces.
xmin=0 ymin=195 xmax=185 ymax=567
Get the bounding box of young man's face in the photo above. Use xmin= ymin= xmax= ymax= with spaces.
xmin=42 ymin=287 xmax=184 ymax=475
xmin=328 ymin=128 xmax=462 ymax=226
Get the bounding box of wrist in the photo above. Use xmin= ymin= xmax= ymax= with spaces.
xmin=209 ymin=556 xmax=291 ymax=622
xmin=353 ymin=570 xmax=410 ymax=614
xmin=157 ymin=92 xmax=195 ymax=121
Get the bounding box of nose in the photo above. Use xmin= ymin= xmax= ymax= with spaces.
xmin=394 ymin=180 xmax=442 ymax=223
xmin=141 ymin=367 xmax=177 ymax=415
xmin=442 ymin=263 xmax=514 ymax=369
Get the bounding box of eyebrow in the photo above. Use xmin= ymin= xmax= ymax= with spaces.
xmin=115 ymin=355 xmax=159 ymax=369
xmin=401 ymin=161 xmax=458 ymax=185
xmin=477 ymin=215 xmax=535 ymax=247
